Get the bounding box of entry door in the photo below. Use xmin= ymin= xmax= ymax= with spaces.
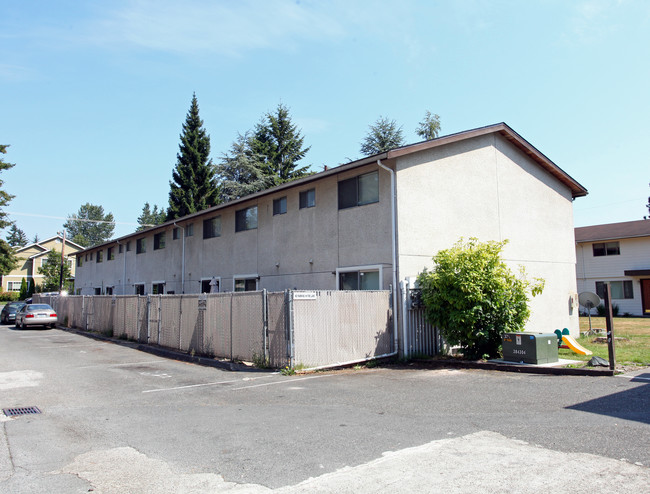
xmin=642 ymin=279 xmax=650 ymax=315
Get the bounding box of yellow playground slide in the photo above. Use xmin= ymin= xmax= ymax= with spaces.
xmin=562 ymin=335 xmax=593 ymax=356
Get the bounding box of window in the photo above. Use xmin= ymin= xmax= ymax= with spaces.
xmin=338 ymin=269 xmax=380 ymax=290
xmin=299 ymin=189 xmax=316 ymax=209
xmin=90 ymin=252 xmax=94 ymax=261
xmin=134 ymin=284 xmax=145 ymax=295
xmin=595 ymin=281 xmax=633 ymax=300
xmin=203 ymin=216 xmax=221 ymax=239
xmin=85 ymin=254 xmax=88 ymax=261
xmin=201 ymin=278 xmax=220 ymax=293
xmin=173 ymin=227 xmax=180 ymax=240
xmin=234 ymin=278 xmax=257 ymax=292
xmin=126 ymin=241 xmax=132 ymax=252
xmin=94 ymin=288 xmax=102 ymax=295
xmin=136 ymin=238 xmax=146 ymax=254
xmin=185 ymin=223 xmax=194 ymax=237
xmin=338 ymin=171 xmax=379 ymax=209
xmin=154 ymin=232 xmax=166 ymax=250
xmin=105 ymin=286 xmax=113 ymax=295
xmin=152 ymin=282 xmax=165 ymax=295
xmin=593 ymin=242 xmax=620 ymax=257
xmin=273 ymin=197 xmax=287 ymax=215
xmin=77 ymin=256 xmax=82 ymax=267
xmin=7 ymin=281 xmax=21 ymax=292
xmin=96 ymin=250 xmax=103 ymax=263
xmin=119 ymin=244 xmax=123 ymax=254
xmin=235 ymin=206 xmax=258 ymax=232
xmin=107 ymin=247 xmax=114 ymax=261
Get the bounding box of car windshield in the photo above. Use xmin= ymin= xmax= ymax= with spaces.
xmin=27 ymin=304 xmax=53 ymax=311
xmin=7 ymin=303 xmax=25 ymax=309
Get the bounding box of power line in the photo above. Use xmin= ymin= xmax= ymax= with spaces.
xmin=6 ymin=211 xmax=144 ymax=226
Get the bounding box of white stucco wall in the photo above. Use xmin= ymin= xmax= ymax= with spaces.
xmin=395 ymin=133 xmax=580 ymax=336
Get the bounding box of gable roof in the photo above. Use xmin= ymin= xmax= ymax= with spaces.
xmin=575 ymin=219 xmax=650 ymax=243
xmin=15 ymin=235 xmax=84 ymax=254
xmin=77 ymin=122 xmax=587 ymax=254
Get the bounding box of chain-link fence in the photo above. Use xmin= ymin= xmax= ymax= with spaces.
xmin=35 ymin=289 xmax=393 ymax=369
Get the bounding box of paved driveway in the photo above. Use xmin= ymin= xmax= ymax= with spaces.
xmin=1 ymin=325 xmax=649 ymax=493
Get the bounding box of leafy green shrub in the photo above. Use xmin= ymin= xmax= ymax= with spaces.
xmin=596 ymin=303 xmax=619 ymax=317
xmin=0 ymin=291 xmax=20 ymax=302
xmin=417 ymin=238 xmax=544 ymax=360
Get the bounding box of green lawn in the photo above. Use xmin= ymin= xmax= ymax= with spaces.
xmin=559 ymin=317 xmax=650 ymax=366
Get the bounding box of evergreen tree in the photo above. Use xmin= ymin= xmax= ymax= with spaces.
xmin=0 ymin=145 xmax=18 ymax=275
xmin=64 ymin=203 xmax=115 ymax=247
xmin=415 ymin=111 xmax=441 ymax=140
xmin=167 ymin=93 xmax=220 ymax=220
xmin=18 ymin=277 xmax=28 ymax=300
xmin=215 ymin=132 xmax=275 ymax=203
xmin=32 ymin=234 xmax=40 ymax=244
xmin=360 ymin=116 xmax=405 ymax=155
xmin=137 ymin=203 xmax=167 ymax=231
xmin=37 ymin=249 xmax=72 ymax=292
xmin=6 ymin=224 xmax=28 ymax=247
xmin=249 ymin=104 xmax=311 ymax=186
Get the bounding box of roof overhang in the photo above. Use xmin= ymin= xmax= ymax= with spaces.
xmin=624 ymin=269 xmax=650 ymax=277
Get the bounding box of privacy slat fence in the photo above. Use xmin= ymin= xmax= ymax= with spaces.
xmin=35 ymin=290 xmax=394 ymax=370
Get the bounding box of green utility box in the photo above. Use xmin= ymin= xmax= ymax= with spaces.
xmin=502 ymin=333 xmax=559 ymax=364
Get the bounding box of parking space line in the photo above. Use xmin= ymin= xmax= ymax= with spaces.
xmin=230 ymin=374 xmax=328 ymax=390
xmin=37 ymin=343 xmax=105 ymax=349
xmin=77 ymin=360 xmax=167 ymax=370
xmin=142 ymin=374 xmax=278 ymax=393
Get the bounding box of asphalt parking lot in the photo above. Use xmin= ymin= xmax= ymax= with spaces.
xmin=1 ymin=324 xmax=649 ymax=493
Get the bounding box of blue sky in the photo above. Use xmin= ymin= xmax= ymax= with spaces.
xmin=1 ymin=0 xmax=648 ymax=241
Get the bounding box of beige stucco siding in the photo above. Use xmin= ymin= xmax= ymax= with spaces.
xmin=395 ymin=133 xmax=579 ymax=335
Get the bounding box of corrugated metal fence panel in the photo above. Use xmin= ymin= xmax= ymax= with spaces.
xmin=204 ymin=293 xmax=232 ymax=359
xmin=158 ymin=295 xmax=181 ymax=350
xmin=267 ymin=292 xmax=289 ymax=368
xmin=406 ymin=307 xmax=439 ymax=357
xmin=293 ymin=290 xmax=392 ymax=368
xmin=231 ymin=292 xmax=264 ymax=362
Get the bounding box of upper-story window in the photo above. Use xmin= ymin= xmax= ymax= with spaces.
xmin=185 ymin=223 xmax=194 ymax=237
xmin=593 ymin=242 xmax=620 ymax=257
xmin=77 ymin=256 xmax=82 ymax=267
xmin=107 ymin=247 xmax=115 ymax=260
xmin=273 ymin=197 xmax=287 ymax=215
xmin=136 ymin=238 xmax=146 ymax=254
xmin=299 ymin=189 xmax=316 ymax=209
xmin=235 ymin=206 xmax=258 ymax=232
xmin=173 ymin=227 xmax=180 ymax=240
xmin=203 ymin=217 xmax=221 ymax=239
xmin=154 ymin=232 xmax=166 ymax=250
xmin=338 ymin=171 xmax=379 ymax=209
xmin=96 ymin=250 xmax=103 ymax=263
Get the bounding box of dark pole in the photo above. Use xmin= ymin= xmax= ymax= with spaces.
xmin=59 ymin=230 xmax=66 ymax=293
xmin=603 ymin=283 xmax=616 ymax=371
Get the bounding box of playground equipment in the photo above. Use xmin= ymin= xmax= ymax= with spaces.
xmin=554 ymin=328 xmax=593 ymax=356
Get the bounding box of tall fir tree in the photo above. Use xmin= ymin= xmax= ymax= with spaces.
xmin=360 ymin=116 xmax=405 ymax=155
xmin=6 ymin=224 xmax=28 ymax=247
xmin=249 ymin=104 xmax=311 ymax=186
xmin=0 ymin=145 xmax=18 ymax=275
xmin=137 ymin=202 xmax=167 ymax=231
xmin=415 ymin=111 xmax=441 ymax=140
xmin=167 ymin=93 xmax=220 ymax=220
xmin=64 ymin=203 xmax=115 ymax=247
xmin=215 ymin=132 xmax=275 ymax=203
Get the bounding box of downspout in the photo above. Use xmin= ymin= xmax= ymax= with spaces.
xmin=174 ymin=223 xmax=186 ymax=294
xmin=377 ymin=159 xmax=399 ymax=355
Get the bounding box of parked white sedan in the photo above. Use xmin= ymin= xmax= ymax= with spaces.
xmin=15 ymin=304 xmax=58 ymax=329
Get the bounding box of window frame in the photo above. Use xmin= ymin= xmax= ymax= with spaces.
xmin=107 ymin=246 xmax=114 ymax=261
xmin=338 ymin=171 xmax=379 ymax=210
xmin=233 ymin=275 xmax=258 ymax=292
xmin=153 ymin=232 xmax=166 ymax=250
xmin=235 ymin=206 xmax=258 ymax=232
xmin=203 ymin=216 xmax=222 ymax=239
xmin=336 ymin=265 xmax=383 ymax=291
xmin=96 ymin=250 xmax=103 ymax=263
xmin=593 ymin=241 xmax=620 ymax=257
xmin=595 ymin=280 xmax=634 ymax=300
xmin=134 ymin=283 xmax=145 ymax=295
xmin=273 ymin=196 xmax=287 ymax=215
xmin=136 ymin=238 xmax=146 ymax=254
xmin=200 ymin=277 xmax=221 ymax=294
xmin=151 ymin=281 xmax=165 ymax=295
xmin=173 ymin=227 xmax=180 ymax=240
xmin=299 ymin=188 xmax=316 ymax=209
xmin=185 ymin=223 xmax=194 ymax=237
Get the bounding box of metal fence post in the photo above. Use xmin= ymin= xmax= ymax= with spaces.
xmin=263 ymin=289 xmax=269 ymax=363
xmin=146 ymin=295 xmax=151 ymax=343
xmin=178 ymin=295 xmax=183 ymax=351
xmin=286 ymin=289 xmax=295 ymax=368
xmin=229 ymin=293 xmax=234 ymax=361
xmin=157 ymin=294 xmax=162 ymax=345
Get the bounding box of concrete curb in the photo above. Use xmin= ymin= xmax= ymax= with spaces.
xmin=56 ymin=326 xmax=269 ymax=373
xmin=406 ymin=358 xmax=615 ymax=376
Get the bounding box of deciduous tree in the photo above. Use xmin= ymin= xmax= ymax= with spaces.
xmin=64 ymin=203 xmax=115 ymax=247
xmin=415 ymin=111 xmax=441 ymax=140
xmin=37 ymin=249 xmax=72 ymax=292
xmin=360 ymin=116 xmax=405 ymax=155
xmin=167 ymin=93 xmax=220 ymax=220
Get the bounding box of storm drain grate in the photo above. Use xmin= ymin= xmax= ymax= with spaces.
xmin=3 ymin=407 xmax=42 ymax=417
